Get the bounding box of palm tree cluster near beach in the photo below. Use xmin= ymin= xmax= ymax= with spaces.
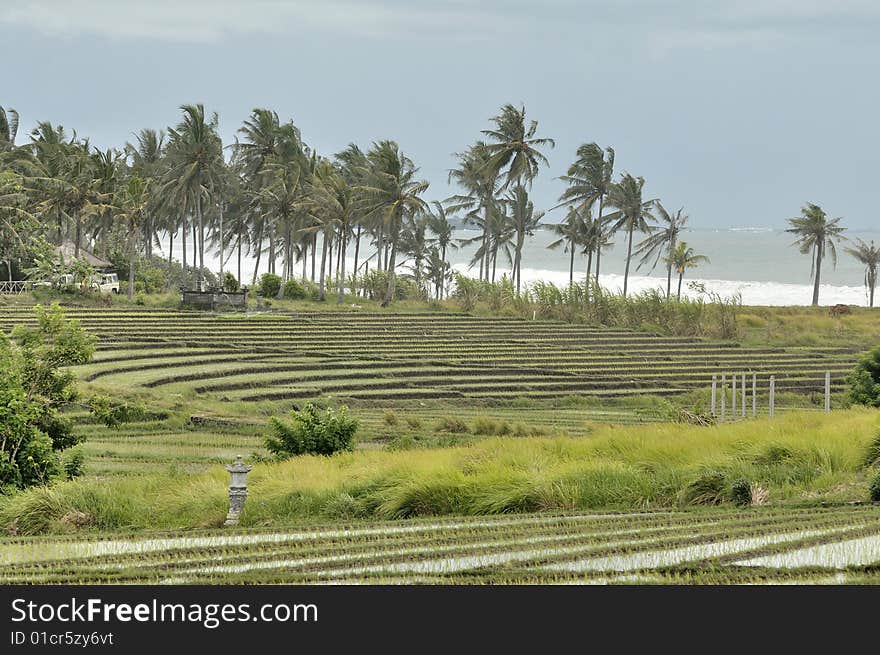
xmin=0 ymin=102 xmax=876 ymax=306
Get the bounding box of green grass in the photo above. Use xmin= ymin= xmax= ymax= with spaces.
xmin=3 ymin=409 xmax=877 ymax=536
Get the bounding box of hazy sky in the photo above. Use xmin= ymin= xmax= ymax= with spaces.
xmin=3 ymin=0 xmax=880 ymax=228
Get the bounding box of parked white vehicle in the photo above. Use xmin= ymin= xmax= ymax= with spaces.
xmin=90 ymin=273 xmax=120 ymax=294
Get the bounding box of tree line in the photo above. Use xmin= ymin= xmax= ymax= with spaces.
xmin=1 ymin=102 xmax=877 ymax=306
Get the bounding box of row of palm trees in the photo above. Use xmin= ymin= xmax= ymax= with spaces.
xmin=2 ymin=101 xmax=878 ymax=306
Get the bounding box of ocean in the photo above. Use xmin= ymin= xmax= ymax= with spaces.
xmin=165 ymin=227 xmax=880 ymax=307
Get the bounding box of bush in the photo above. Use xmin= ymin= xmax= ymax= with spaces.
xmin=62 ymin=448 xmax=86 ymax=480
xmin=0 ymin=304 xmax=96 ymax=491
xmin=265 ymin=403 xmax=358 ymax=458
xmin=847 ymin=346 xmax=880 ymax=407
xmin=383 ymin=410 xmax=398 ymax=427
xmin=870 ymin=471 xmax=880 ymax=502
xmin=680 ymin=471 xmax=727 ymax=506
xmin=259 ymin=273 xmax=282 ymax=298
xmin=283 ymin=278 xmax=308 ymax=300
xmin=728 ymin=478 xmax=752 ymax=507
xmin=435 ymin=417 xmax=470 ymax=434
xmin=863 ymin=431 xmax=880 ymax=468
xmin=223 ymin=272 xmax=240 ymax=293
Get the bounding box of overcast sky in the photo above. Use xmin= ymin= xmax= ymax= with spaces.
xmin=3 ymin=0 xmax=879 ymax=228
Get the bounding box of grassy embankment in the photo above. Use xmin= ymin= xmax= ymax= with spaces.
xmin=2 ymin=409 xmax=877 ymax=536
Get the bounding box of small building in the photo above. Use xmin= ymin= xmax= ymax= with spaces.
xmin=53 ymin=241 xmax=113 ymax=271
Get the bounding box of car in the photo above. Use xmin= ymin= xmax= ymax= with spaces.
xmin=90 ymin=273 xmax=120 ymax=294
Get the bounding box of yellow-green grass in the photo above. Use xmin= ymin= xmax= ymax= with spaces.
xmin=3 ymin=409 xmax=877 ymax=536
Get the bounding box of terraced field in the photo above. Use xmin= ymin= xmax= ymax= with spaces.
xmin=3 ymin=506 xmax=880 ymax=584
xmin=0 ymin=306 xmax=860 ymax=477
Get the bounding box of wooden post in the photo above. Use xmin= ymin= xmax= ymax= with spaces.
xmin=769 ymin=375 xmax=775 ymax=419
xmin=752 ymin=372 xmax=757 ymax=418
xmin=711 ymin=375 xmax=717 ymax=417
xmin=720 ymin=373 xmax=726 ymax=421
xmin=741 ymin=372 xmax=746 ymax=418
xmin=731 ymin=374 xmax=737 ymax=418
xmin=825 ymin=371 xmax=831 ymax=414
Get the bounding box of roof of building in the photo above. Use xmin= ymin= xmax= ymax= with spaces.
xmin=54 ymin=241 xmax=113 ymax=269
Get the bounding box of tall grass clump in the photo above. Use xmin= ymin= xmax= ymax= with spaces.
xmin=1 ymin=409 xmax=875 ymax=535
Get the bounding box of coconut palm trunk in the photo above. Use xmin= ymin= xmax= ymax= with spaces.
xmin=568 ymin=240 xmax=575 ymax=286
xmin=440 ymin=243 xmax=448 ymax=299
xmin=666 ymin=236 xmax=676 ymax=299
xmin=514 ymin=233 xmax=524 ymax=294
xmin=812 ymin=242 xmax=823 ymax=306
xmin=352 ymin=224 xmax=361 ymax=291
xmin=677 ymin=271 xmax=684 ymax=300
xmin=196 ymin=196 xmax=205 ymax=289
xmin=181 ymin=217 xmax=188 ymax=288
xmin=128 ymin=236 xmax=136 ymax=301
xmin=318 ymin=229 xmax=329 ymax=301
xmin=382 ymin=217 xmax=400 ymax=307
xmin=251 ymin=226 xmax=263 ymax=286
xmin=337 ymin=230 xmax=348 ymax=305
xmin=623 ymin=221 xmax=634 ymax=297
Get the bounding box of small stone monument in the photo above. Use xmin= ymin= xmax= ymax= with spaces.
xmin=224 ymin=455 xmax=252 ymax=527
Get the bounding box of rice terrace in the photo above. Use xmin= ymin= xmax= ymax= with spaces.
xmin=2 ymin=299 xmax=880 ymax=586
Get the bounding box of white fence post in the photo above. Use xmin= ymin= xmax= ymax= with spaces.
xmin=752 ymin=372 xmax=757 ymax=418
xmin=711 ymin=375 xmax=717 ymax=417
xmin=731 ymin=374 xmax=737 ymax=418
xmin=769 ymin=375 xmax=775 ymax=419
xmin=720 ymin=373 xmax=726 ymax=421
xmin=825 ymin=371 xmax=831 ymax=414
xmin=741 ymin=372 xmax=746 ymax=418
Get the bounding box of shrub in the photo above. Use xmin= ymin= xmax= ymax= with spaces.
xmin=863 ymin=431 xmax=880 ymax=468
xmin=0 ymin=304 xmax=96 ymax=490
xmin=405 ymin=417 xmax=423 ymax=430
xmin=259 ymin=273 xmax=282 ymax=298
xmin=473 ymin=416 xmax=511 ymax=436
xmin=283 ymin=278 xmax=308 ymax=300
xmin=265 ymin=403 xmax=358 ymax=458
xmin=383 ymin=410 xmax=399 ymax=427
xmin=62 ymin=448 xmax=86 ymax=480
xmin=452 ymin=273 xmax=478 ymax=312
xmin=847 ymin=346 xmax=880 ymax=407
xmin=728 ymin=478 xmax=752 ymax=507
xmin=435 ymin=417 xmax=469 ymax=433
xmin=870 ymin=471 xmax=880 ymax=502
xmin=223 ymin=272 xmax=240 ymax=293
xmin=680 ymin=471 xmax=727 ymax=506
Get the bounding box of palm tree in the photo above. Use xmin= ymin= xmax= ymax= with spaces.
xmin=400 ymin=213 xmax=430 ymax=296
xmin=548 ymin=206 xmax=585 ymax=285
xmin=667 ymin=241 xmax=710 ymax=300
xmin=335 ymin=143 xmax=369 ymax=288
xmin=306 ymin=164 xmax=356 ymax=303
xmin=557 ymin=143 xmax=614 ymax=282
xmin=358 ymin=141 xmax=429 ymax=306
xmin=446 ymin=142 xmax=498 ymax=280
xmin=115 ymin=175 xmax=150 ymax=300
xmin=635 ymin=202 xmax=689 ymax=298
xmin=604 ymin=173 xmax=656 ymax=296
xmin=425 ymin=200 xmax=456 ymax=299
xmin=125 ymin=128 xmax=165 ymax=259
xmin=786 ymin=203 xmax=846 ymax=306
xmin=506 ymin=185 xmax=544 ymax=294
xmin=164 ymin=104 xmax=224 ymax=290
xmin=0 ymin=106 xmax=19 ymax=151
xmin=846 ymin=239 xmax=880 ymax=308
xmin=481 ymin=104 xmax=555 ymax=190
xmin=260 ymin=162 xmax=302 ymax=296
